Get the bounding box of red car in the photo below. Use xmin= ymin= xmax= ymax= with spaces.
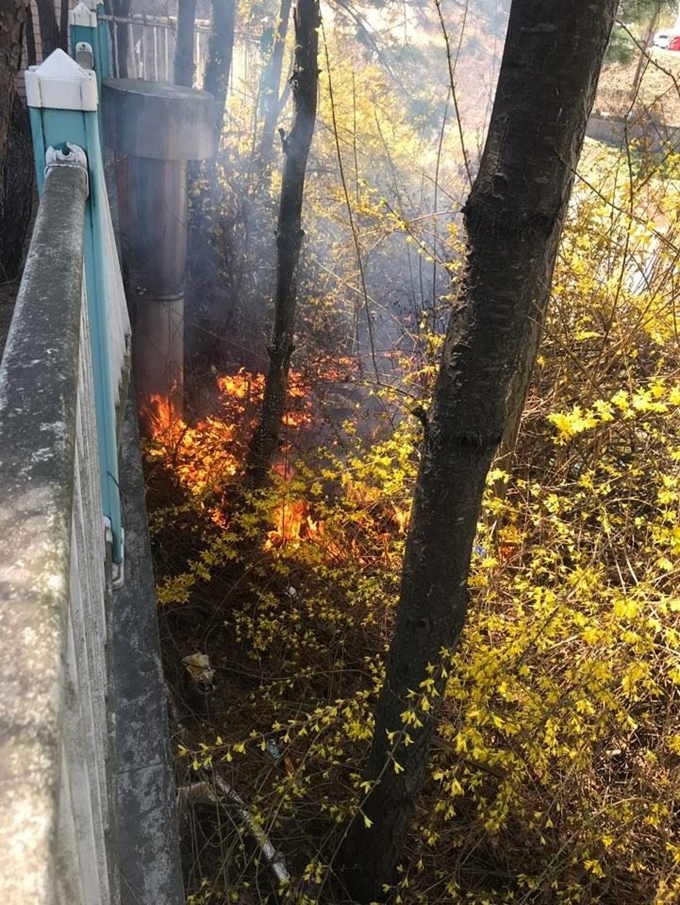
xmin=668 ymin=34 xmax=680 ymax=51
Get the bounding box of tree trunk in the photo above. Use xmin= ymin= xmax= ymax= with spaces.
xmin=0 ymin=94 xmax=34 ymax=280
xmin=35 ymin=0 xmax=64 ymax=55
xmin=25 ymin=2 xmax=36 ymax=67
xmin=245 ymin=0 xmax=320 ymax=486
xmin=111 ymin=0 xmax=131 ymax=79
xmin=203 ymin=0 xmax=236 ymax=146
xmin=338 ymin=1 xmax=618 ymax=900
xmin=258 ymin=0 xmax=293 ymax=162
xmin=632 ymin=6 xmax=662 ymax=96
xmin=59 ymin=0 xmax=69 ymax=51
xmin=0 ymin=0 xmax=29 ymax=212
xmin=174 ymin=0 xmax=197 ymax=87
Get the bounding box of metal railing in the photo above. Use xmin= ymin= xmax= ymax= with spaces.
xmin=102 ymin=13 xmax=211 ymax=85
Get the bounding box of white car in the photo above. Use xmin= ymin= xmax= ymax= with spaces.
xmin=654 ymin=30 xmax=673 ymax=49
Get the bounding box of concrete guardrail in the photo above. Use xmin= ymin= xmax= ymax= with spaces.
xmin=0 ymin=35 xmax=184 ymax=905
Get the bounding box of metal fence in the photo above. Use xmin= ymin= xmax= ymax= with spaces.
xmin=23 ymin=4 xmax=262 ymax=96
xmin=102 ymin=13 xmax=211 ymax=84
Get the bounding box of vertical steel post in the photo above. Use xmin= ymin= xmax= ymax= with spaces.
xmin=26 ymin=50 xmax=127 ymax=569
xmin=69 ymin=0 xmax=112 ymax=97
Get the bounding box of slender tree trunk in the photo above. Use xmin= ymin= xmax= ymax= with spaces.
xmin=59 ymin=0 xmax=69 ymax=50
xmin=184 ymin=0 xmax=235 ymax=377
xmin=258 ymin=0 xmax=293 ymax=162
xmin=632 ymin=6 xmax=662 ymax=96
xmin=0 ymin=94 xmax=34 ymax=280
xmin=174 ymin=0 xmax=197 ymax=87
xmin=0 ymin=0 xmax=33 ymax=280
xmin=246 ymin=0 xmax=320 ymax=486
xmin=111 ymin=0 xmax=131 ymax=79
xmin=203 ymin=0 xmax=236 ymax=147
xmin=338 ymin=2 xmax=618 ymax=900
xmin=25 ymin=2 xmax=36 ymax=67
xmin=0 ymin=0 xmax=29 ymax=211
xmin=35 ymin=0 xmax=63 ymax=55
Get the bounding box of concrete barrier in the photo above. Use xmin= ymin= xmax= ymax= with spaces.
xmin=587 ymin=112 xmax=680 ymax=152
xmin=0 ymin=160 xmax=114 ymax=904
xmin=0 ymin=42 xmax=185 ymax=904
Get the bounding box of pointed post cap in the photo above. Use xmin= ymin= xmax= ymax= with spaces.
xmin=25 ymin=48 xmax=98 ymax=111
xmin=69 ymin=1 xmax=97 ymax=27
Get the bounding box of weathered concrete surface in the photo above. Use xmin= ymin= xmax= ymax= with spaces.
xmin=0 ymin=163 xmax=107 ymax=903
xmin=0 ymin=153 xmax=183 ymax=904
xmin=587 ymin=112 xmax=680 ymax=150
xmin=0 ymin=281 xmax=20 ymax=362
xmin=114 ymin=394 xmax=185 ymax=905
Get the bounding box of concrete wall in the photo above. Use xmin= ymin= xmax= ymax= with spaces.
xmin=587 ymin=112 xmax=680 ymax=152
xmin=0 ymin=163 xmax=115 ymax=904
xmin=114 ymin=398 xmax=185 ymax=905
xmin=0 ymin=133 xmax=184 ymax=905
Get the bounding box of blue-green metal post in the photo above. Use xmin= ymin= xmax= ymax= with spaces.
xmin=69 ymin=1 xmax=111 ymax=88
xmin=26 ymin=49 xmax=125 ymax=567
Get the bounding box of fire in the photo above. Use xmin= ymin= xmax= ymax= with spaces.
xmin=142 ymin=366 xmax=321 ymax=502
xmin=145 ymin=394 xmax=177 ymax=433
xmin=266 ymin=498 xmax=323 ymax=547
xmin=141 ymin=356 xmax=408 ymax=562
xmin=216 ymin=370 xmax=264 ymax=399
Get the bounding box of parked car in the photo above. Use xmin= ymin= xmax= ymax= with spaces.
xmin=654 ymin=29 xmax=673 ymax=48
xmin=668 ymin=34 xmax=680 ymax=51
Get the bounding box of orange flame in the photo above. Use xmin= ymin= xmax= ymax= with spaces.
xmin=145 ymin=393 xmax=180 ymax=435
xmin=142 ymin=367 xmax=320 ymax=499
xmin=266 ymin=498 xmax=323 ymax=547
xmin=143 ymin=358 xmax=385 ymax=554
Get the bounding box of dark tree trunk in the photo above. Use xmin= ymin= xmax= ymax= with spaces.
xmin=35 ymin=0 xmax=64 ymax=55
xmin=338 ymin=1 xmax=618 ymax=901
xmin=183 ymin=0 xmax=235 ymax=376
xmin=25 ymin=2 xmax=36 ymax=67
xmin=111 ymin=0 xmax=131 ymax=79
xmin=203 ymin=0 xmax=236 ymax=146
xmin=0 ymin=0 xmax=29 ymax=211
xmin=59 ymin=0 xmax=69 ymax=50
xmin=258 ymin=0 xmax=293 ymax=162
xmin=174 ymin=0 xmax=197 ymax=87
xmin=246 ymin=0 xmax=320 ymax=486
xmin=0 ymin=94 xmax=34 ymax=280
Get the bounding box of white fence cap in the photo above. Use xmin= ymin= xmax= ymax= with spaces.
xmin=25 ymin=49 xmax=98 ymax=112
xmin=69 ymin=2 xmax=98 ymax=28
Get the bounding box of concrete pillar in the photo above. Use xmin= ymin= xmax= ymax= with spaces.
xmin=102 ymin=80 xmax=214 ymax=431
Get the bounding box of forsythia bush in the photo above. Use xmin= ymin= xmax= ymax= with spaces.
xmin=149 ymin=150 xmax=680 ymax=903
